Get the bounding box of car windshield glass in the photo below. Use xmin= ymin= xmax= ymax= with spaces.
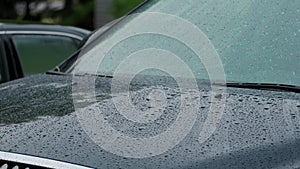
xmin=67 ymin=0 xmax=300 ymax=87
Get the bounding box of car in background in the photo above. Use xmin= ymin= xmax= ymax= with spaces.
xmin=0 ymin=0 xmax=299 ymax=168
xmin=0 ymin=24 xmax=90 ymax=83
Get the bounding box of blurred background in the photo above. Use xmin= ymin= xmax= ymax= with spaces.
xmin=0 ymin=0 xmax=145 ymax=30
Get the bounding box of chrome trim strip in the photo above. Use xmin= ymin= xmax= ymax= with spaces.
xmin=0 ymin=31 xmax=83 ymax=40
xmin=0 ymin=151 xmax=93 ymax=169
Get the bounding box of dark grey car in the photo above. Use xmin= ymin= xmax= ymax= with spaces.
xmin=0 ymin=0 xmax=299 ymax=168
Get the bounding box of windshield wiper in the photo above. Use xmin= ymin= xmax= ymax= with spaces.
xmin=46 ymin=70 xmax=113 ymax=79
xmin=75 ymin=73 xmax=113 ymax=78
xmin=215 ymin=82 xmax=300 ymax=93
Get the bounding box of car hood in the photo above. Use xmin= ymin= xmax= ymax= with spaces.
xmin=0 ymin=74 xmax=300 ymax=169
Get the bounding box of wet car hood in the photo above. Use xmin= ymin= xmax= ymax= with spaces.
xmin=0 ymin=74 xmax=300 ymax=169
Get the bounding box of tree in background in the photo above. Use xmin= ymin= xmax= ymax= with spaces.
xmin=0 ymin=0 xmax=145 ymax=30
xmin=44 ymin=0 xmax=95 ymax=30
xmin=61 ymin=0 xmax=94 ymax=30
xmin=0 ymin=0 xmax=46 ymax=22
xmin=0 ymin=0 xmax=94 ymax=30
xmin=0 ymin=0 xmax=18 ymax=20
xmin=111 ymin=0 xmax=144 ymax=18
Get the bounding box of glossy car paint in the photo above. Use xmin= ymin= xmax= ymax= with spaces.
xmin=0 ymin=74 xmax=299 ymax=169
xmin=0 ymin=0 xmax=299 ymax=168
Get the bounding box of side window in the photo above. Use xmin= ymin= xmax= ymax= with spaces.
xmin=12 ymin=34 xmax=80 ymax=75
xmin=0 ymin=55 xmax=3 ymax=83
xmin=0 ymin=39 xmax=8 ymax=83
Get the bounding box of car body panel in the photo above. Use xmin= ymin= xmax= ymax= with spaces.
xmin=0 ymin=74 xmax=299 ymax=169
xmin=0 ymin=24 xmax=90 ymax=40
xmin=0 ymin=0 xmax=299 ymax=168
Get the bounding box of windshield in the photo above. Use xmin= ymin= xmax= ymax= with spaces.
xmin=68 ymin=0 xmax=300 ymax=86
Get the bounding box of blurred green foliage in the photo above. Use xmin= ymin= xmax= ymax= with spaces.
xmin=61 ymin=0 xmax=94 ymax=29
xmin=0 ymin=0 xmax=145 ymax=30
xmin=111 ymin=0 xmax=145 ymax=18
xmin=43 ymin=0 xmax=95 ymax=30
xmin=0 ymin=0 xmax=94 ymax=30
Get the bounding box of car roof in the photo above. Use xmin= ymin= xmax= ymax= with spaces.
xmin=0 ymin=24 xmax=91 ymax=39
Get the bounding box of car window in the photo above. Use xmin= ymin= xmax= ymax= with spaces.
xmin=72 ymin=0 xmax=300 ymax=86
xmin=0 ymin=57 xmax=3 ymax=83
xmin=0 ymin=40 xmax=7 ymax=83
xmin=12 ymin=34 xmax=80 ymax=75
